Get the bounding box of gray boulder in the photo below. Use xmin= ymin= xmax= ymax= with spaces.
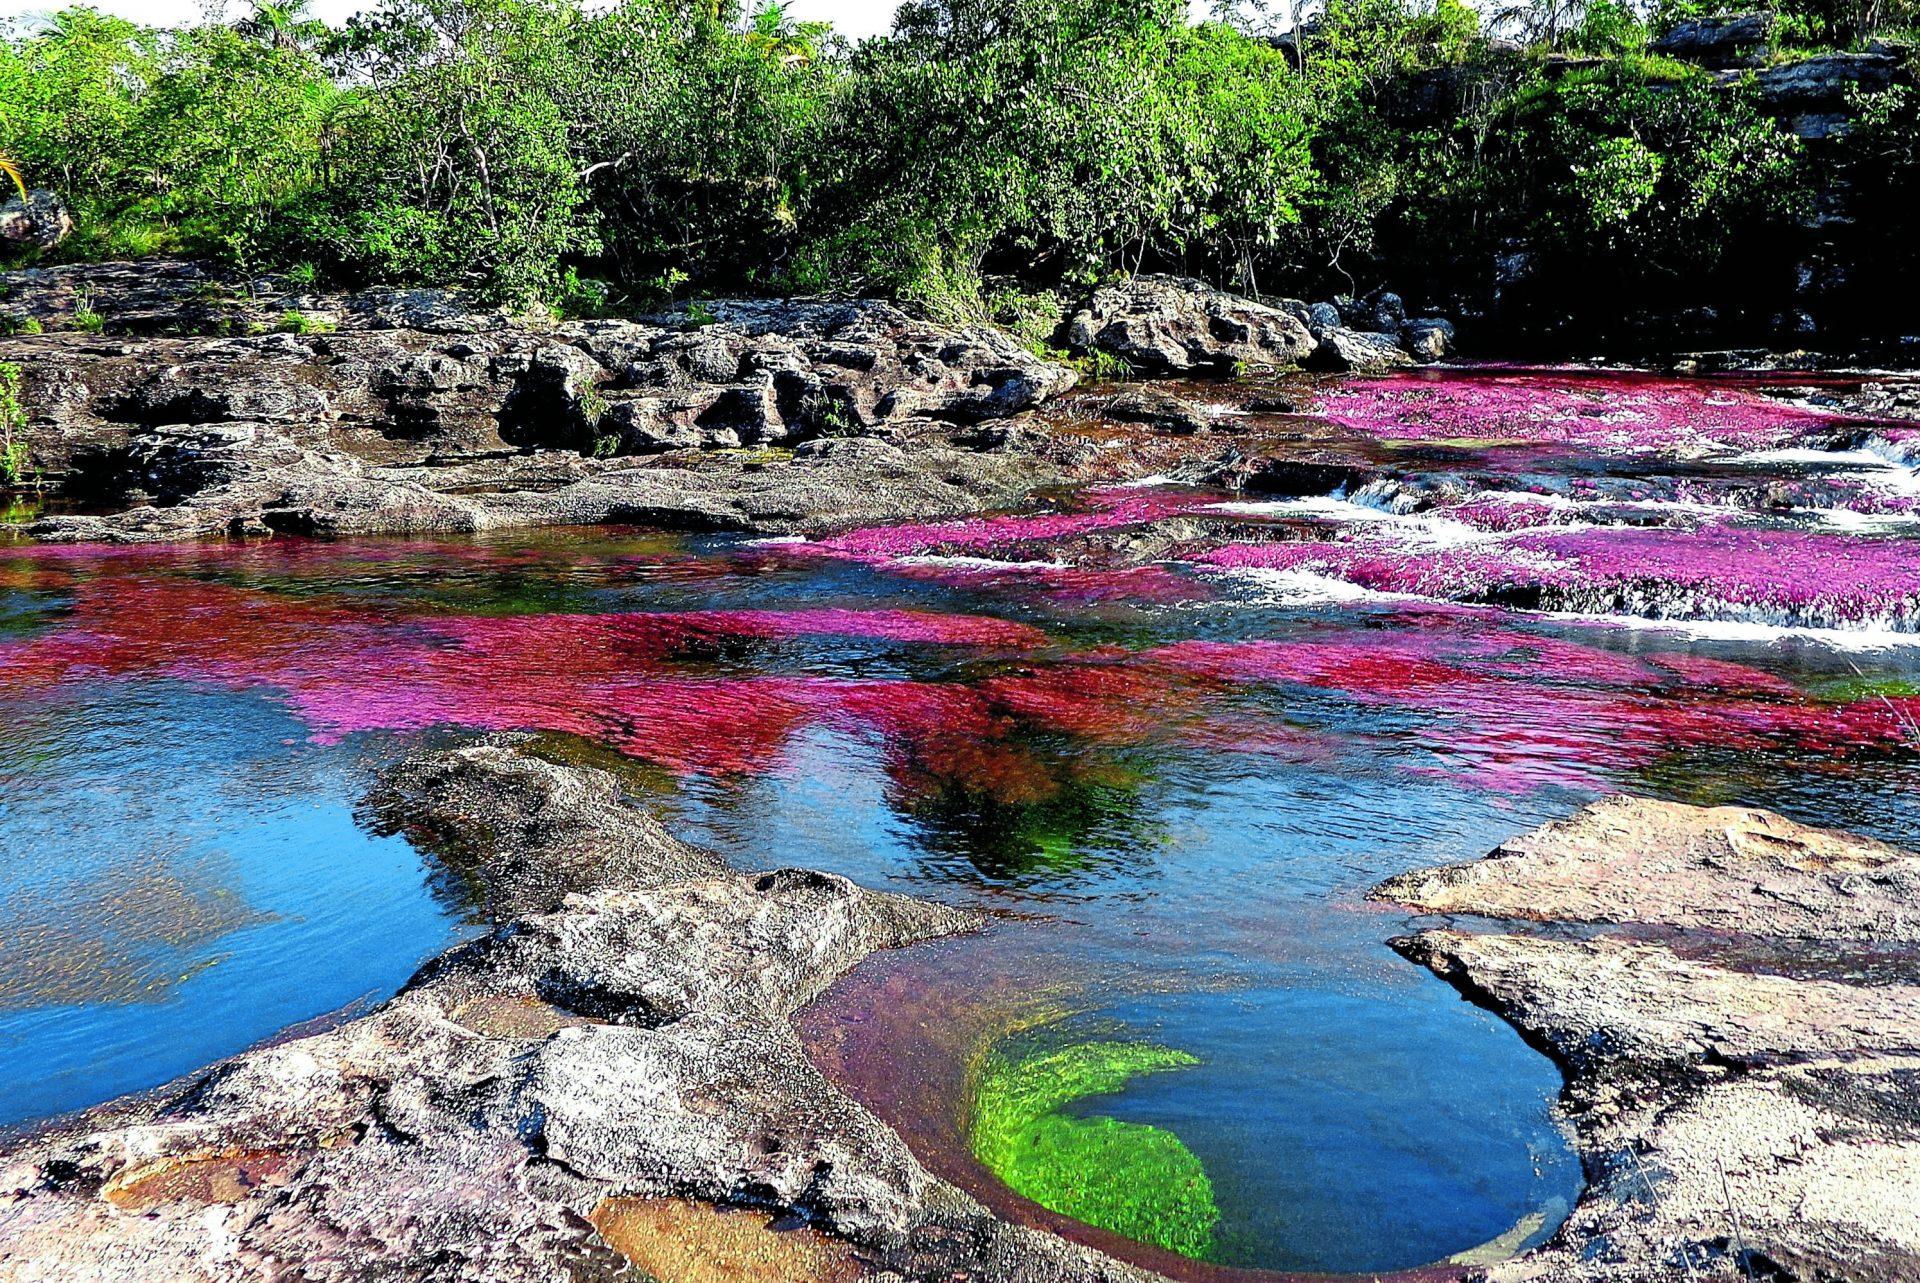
xmin=1066 ymin=274 xmax=1317 ymax=374
xmin=1652 ymin=12 xmax=1771 ymax=67
xmin=1364 ymin=290 xmax=1407 ymax=333
xmin=1306 ymin=301 xmax=1343 ymax=332
xmin=0 ymin=189 xmax=72 ymax=251
xmin=1307 ymin=327 xmax=1414 ymax=373
xmin=1400 ymin=317 xmax=1456 ymax=362
xmin=1103 ymin=387 xmax=1213 ymax=434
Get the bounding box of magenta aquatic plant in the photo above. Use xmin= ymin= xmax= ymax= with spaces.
xmin=807 ymin=487 xmax=1217 ymax=561
xmin=5 ymin=525 xmax=1917 ymax=801
xmin=1201 ymin=521 xmax=1920 ymax=631
xmin=1314 ymin=368 xmax=1845 ymax=457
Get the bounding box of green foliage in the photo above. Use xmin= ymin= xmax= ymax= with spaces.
xmin=309 ymin=0 xmax=598 ymax=303
xmin=71 ymin=290 xmax=103 ymax=333
xmin=969 ymin=1038 xmax=1219 ymax=1258
xmin=0 ymin=0 xmax=1849 ymax=333
xmin=1565 ymin=0 xmax=1646 ymax=55
xmin=810 ymin=0 xmax=1313 ymax=296
xmin=0 ymin=9 xmax=342 ymax=264
xmin=278 ymin=308 xmax=335 ymax=333
xmin=1828 ymin=84 xmax=1920 ymax=329
xmin=987 ymin=284 xmax=1068 ymax=355
xmin=0 ymin=362 xmax=35 ymax=489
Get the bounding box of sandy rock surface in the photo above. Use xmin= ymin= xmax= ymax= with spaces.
xmin=1377 ymin=795 xmax=1920 ymax=1283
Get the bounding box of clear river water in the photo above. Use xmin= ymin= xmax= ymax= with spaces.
xmin=4 ymin=366 xmax=1918 ymax=1277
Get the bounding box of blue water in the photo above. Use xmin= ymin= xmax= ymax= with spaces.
xmin=3 ymin=512 xmax=1915 ymax=1273
xmin=0 ymin=683 xmax=463 ymax=1125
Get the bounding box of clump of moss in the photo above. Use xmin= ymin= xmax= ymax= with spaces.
xmin=968 ymin=1038 xmax=1219 ymax=1258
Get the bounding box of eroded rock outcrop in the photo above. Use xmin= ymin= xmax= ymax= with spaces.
xmin=1375 ymin=796 xmax=1920 ymax=1283
xmin=1756 ymin=51 xmax=1900 ymax=140
xmin=0 ymin=262 xmax=1081 ymax=544
xmin=1065 ymin=275 xmax=1318 ymax=375
xmin=0 ymin=740 xmax=1162 ymax=1283
xmin=1651 ymin=13 xmax=1772 ymax=69
xmin=0 ymin=190 xmax=72 ymax=251
xmin=26 ymin=424 xmax=1053 ymax=544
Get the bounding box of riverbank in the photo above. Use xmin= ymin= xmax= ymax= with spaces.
xmin=3 ymin=741 xmax=1914 ymax=1282
xmin=5 ymin=261 xmax=1920 ymax=1281
xmin=1375 ymin=798 xmax=1920 ymax=1282
xmin=0 ymin=262 xmax=1457 ymax=547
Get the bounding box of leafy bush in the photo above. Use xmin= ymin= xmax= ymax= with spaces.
xmin=0 ymin=362 xmax=34 ymax=489
xmin=0 ymin=0 xmax=1855 ymax=338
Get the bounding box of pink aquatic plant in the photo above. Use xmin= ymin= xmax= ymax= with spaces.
xmin=806 ymin=487 xmax=1216 ymax=560
xmin=5 ymin=535 xmax=1918 ymax=802
xmin=1314 ymin=368 xmax=1846 ymax=457
xmin=1201 ymin=523 xmax=1920 ymax=631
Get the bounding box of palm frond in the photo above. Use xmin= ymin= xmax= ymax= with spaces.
xmin=0 ymin=153 xmax=27 ymax=206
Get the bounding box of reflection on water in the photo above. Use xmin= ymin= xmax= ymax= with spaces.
xmin=3 ymin=368 xmax=1918 ymax=1273
xmin=0 ymin=688 xmax=463 ymax=1125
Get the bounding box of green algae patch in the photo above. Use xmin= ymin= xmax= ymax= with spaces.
xmin=969 ymin=1039 xmax=1219 ymax=1258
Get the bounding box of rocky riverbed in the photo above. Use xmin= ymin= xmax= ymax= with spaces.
xmin=6 ymin=260 xmax=1920 ymax=1283
xmin=0 ymin=262 xmax=1459 ymax=545
xmin=1375 ymin=799 xmax=1920 ymax=1283
xmin=3 ymin=741 xmax=1915 ymax=1282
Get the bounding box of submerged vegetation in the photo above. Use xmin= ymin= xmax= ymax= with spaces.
xmin=0 ymin=0 xmax=1914 ymax=338
xmin=968 ymin=1037 xmax=1220 ymax=1256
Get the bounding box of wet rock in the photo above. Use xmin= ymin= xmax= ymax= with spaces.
xmin=1306 ymin=301 xmax=1343 ymax=332
xmin=1065 ymin=275 xmax=1316 ymax=375
xmin=0 ymin=189 xmax=73 ymax=251
xmin=1376 ymin=797 xmax=1920 ymax=1283
xmin=26 ymin=430 xmax=1056 ymax=545
xmin=0 ymin=741 xmax=1165 ymax=1283
xmin=1102 ymin=387 xmax=1213 ymax=435
xmin=1401 ymin=317 xmax=1456 ymax=362
xmin=1306 ymin=326 xmax=1413 ymax=373
xmin=370 ymin=741 xmax=730 ymax=917
xmin=1651 ymin=13 xmax=1771 ymax=68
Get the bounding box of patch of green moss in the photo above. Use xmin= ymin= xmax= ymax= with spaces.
xmin=969 ymin=1039 xmax=1218 ymax=1258
xmin=1809 ymin=675 xmax=1920 ymax=702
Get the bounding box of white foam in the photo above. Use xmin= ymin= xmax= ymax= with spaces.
xmin=1206 ymin=497 xmax=1394 ymax=521
xmin=1543 ymin=610 xmax=1920 ymax=651
xmin=1204 ymin=565 xmax=1411 ymax=606
xmin=894 ymin=554 xmax=1073 ymax=572
xmin=1808 ymin=507 xmax=1920 ymax=533
xmin=1730 ymin=447 xmax=1891 ymax=468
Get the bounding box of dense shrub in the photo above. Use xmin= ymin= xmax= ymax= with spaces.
xmin=0 ymin=0 xmax=1891 ymax=341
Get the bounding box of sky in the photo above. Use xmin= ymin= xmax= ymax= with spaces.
xmin=0 ymin=0 xmax=912 ymax=38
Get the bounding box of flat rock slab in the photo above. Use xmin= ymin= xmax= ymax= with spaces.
xmin=1375 ymin=794 xmax=1920 ymax=943
xmin=1377 ymin=795 xmax=1920 ymax=1282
